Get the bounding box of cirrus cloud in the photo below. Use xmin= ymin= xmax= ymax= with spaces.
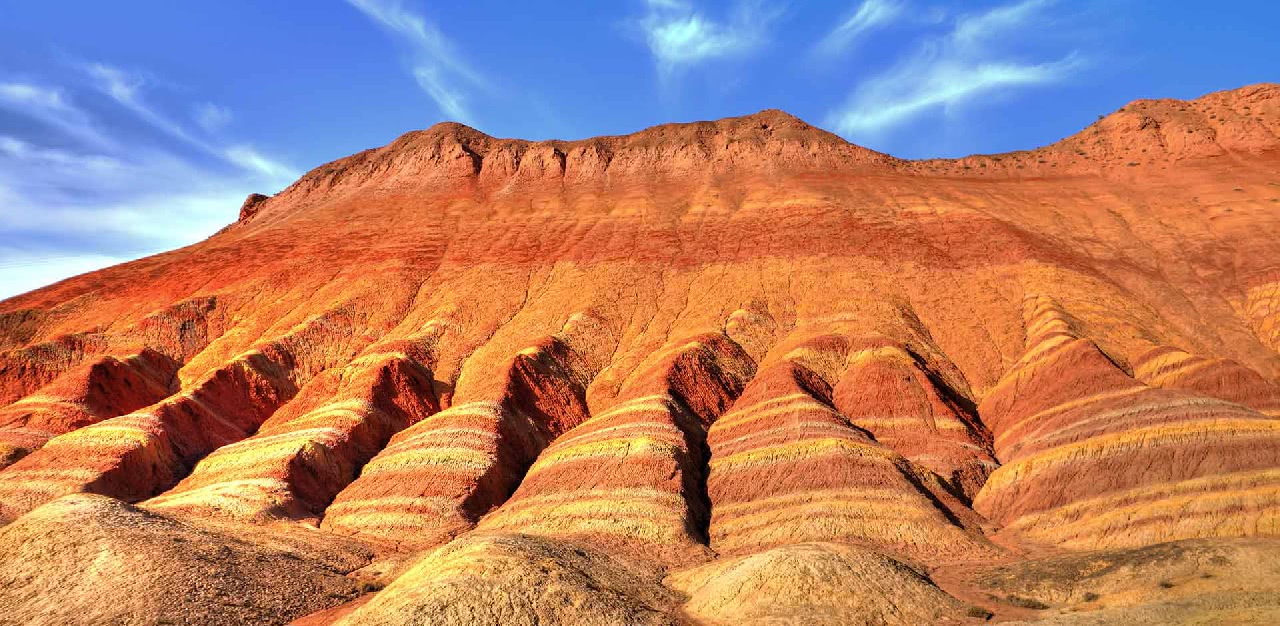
xmin=826 ymin=0 xmax=1085 ymax=140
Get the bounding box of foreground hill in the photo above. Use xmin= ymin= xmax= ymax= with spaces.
xmin=1 ymin=84 xmax=1279 ymax=625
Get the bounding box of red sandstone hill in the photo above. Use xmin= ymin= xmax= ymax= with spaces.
xmin=2 ymin=84 xmax=1280 ymax=625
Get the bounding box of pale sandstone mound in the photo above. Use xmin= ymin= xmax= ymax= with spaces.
xmin=973 ymin=297 xmax=1280 ymax=548
xmin=666 ymin=542 xmax=966 ymax=625
xmin=477 ymin=332 xmax=753 ymax=566
xmin=0 ymin=494 xmax=367 ymax=626
xmin=0 ymin=349 xmax=177 ymax=469
xmin=334 ymin=533 xmax=681 ymax=626
xmin=972 ymin=538 xmax=1280 ymax=624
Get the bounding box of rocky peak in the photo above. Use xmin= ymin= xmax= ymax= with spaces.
xmin=905 ymin=83 xmax=1280 ymax=177
xmin=261 ymin=109 xmax=895 ymax=213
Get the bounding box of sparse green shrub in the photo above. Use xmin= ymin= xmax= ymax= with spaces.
xmin=1007 ymin=595 xmax=1049 ymax=610
xmin=966 ymin=606 xmax=994 ymax=620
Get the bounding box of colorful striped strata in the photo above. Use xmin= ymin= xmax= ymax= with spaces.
xmin=0 ymin=350 xmax=297 ymax=522
xmin=0 ymin=349 xmax=176 ymax=470
xmin=478 ymin=333 xmax=754 ymax=564
xmin=320 ymin=336 xmax=593 ymax=549
xmin=705 ymin=360 xmax=996 ymax=563
xmin=832 ymin=337 xmax=997 ymax=498
xmin=1134 ymin=345 xmax=1280 ymax=416
xmin=973 ymin=299 xmax=1280 ymax=548
xmin=144 ymin=348 xmax=438 ymax=522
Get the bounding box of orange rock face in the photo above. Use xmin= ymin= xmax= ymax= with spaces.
xmin=0 ymin=349 xmax=176 ymax=469
xmin=972 ymin=297 xmax=1280 ymax=549
xmin=2 ymin=84 xmax=1280 ymax=624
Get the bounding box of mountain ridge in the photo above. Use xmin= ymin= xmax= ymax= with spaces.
xmin=223 ymin=83 xmax=1280 ymax=229
xmin=1 ymin=82 xmax=1280 ymax=625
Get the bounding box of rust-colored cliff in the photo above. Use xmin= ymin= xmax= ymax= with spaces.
xmin=2 ymin=84 xmax=1280 ymax=625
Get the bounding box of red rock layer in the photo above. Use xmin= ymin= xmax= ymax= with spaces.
xmin=1134 ymin=345 xmax=1280 ymax=416
xmin=320 ymin=330 xmax=598 ymax=550
xmin=145 ymin=338 xmax=439 ymax=523
xmin=0 ymin=302 xmax=396 ymax=522
xmin=0 ymin=333 xmax=109 ymax=407
xmin=0 ymin=296 xmax=228 ymax=409
xmin=0 ymin=349 xmax=177 ymax=469
xmin=705 ymin=358 xmax=996 ymax=563
xmin=831 ymin=336 xmax=997 ymax=499
xmin=973 ymin=297 xmax=1280 ymax=549
xmin=0 ymin=350 xmax=295 ymax=522
xmin=477 ymin=332 xmax=754 ymax=565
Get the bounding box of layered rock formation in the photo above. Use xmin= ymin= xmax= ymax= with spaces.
xmin=1 ymin=84 xmax=1280 ymax=624
xmin=0 ymin=349 xmax=177 ymax=469
xmin=973 ymin=297 xmax=1280 ymax=549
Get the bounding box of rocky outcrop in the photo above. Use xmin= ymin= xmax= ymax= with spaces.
xmin=239 ymin=192 xmax=271 ymax=222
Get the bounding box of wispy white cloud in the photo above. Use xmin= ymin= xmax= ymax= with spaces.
xmin=344 ymin=0 xmax=485 ymax=123
xmin=637 ymin=0 xmax=783 ymax=79
xmin=81 ymin=62 xmax=299 ymax=181
xmin=193 ymin=102 xmax=232 ymax=133
xmin=84 ymin=63 xmax=200 ymax=146
xmin=827 ymin=0 xmax=1083 ymax=139
xmin=813 ymin=0 xmax=905 ymax=57
xmin=224 ymin=145 xmax=299 ymax=180
xmin=0 ymin=81 xmax=114 ymax=148
xmin=0 ymin=65 xmax=299 ymax=300
xmin=951 ymin=0 xmax=1053 ymax=51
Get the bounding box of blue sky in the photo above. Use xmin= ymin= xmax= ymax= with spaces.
xmin=1 ymin=0 xmax=1276 ymax=298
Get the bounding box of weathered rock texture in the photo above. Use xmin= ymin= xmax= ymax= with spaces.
xmin=973 ymin=296 xmax=1280 ymax=550
xmin=1 ymin=84 xmax=1280 ymax=624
